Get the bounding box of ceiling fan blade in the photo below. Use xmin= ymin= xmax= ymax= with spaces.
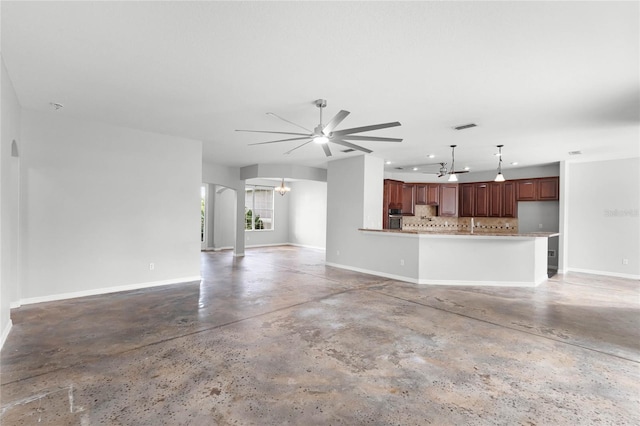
xmin=266 ymin=112 xmax=312 ymax=133
xmin=322 ymin=110 xmax=350 ymax=135
xmin=236 ymin=129 xmax=310 ymax=136
xmin=284 ymin=140 xmax=313 ymax=155
xmin=341 ymin=135 xmax=403 ymax=142
xmin=331 ymin=121 xmax=401 ymax=136
xmin=452 ymin=170 xmax=470 ymax=174
xmin=248 ymin=137 xmax=311 ymax=146
xmin=321 ymin=143 xmax=332 ymax=157
xmin=331 ymin=139 xmax=373 ymax=154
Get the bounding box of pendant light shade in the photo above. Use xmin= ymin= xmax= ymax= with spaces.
xmin=448 ymin=173 xmax=458 ymax=182
xmin=276 ymin=178 xmax=290 ymax=196
xmin=494 ymin=145 xmax=506 ymax=182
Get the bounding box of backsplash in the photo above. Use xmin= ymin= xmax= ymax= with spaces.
xmin=402 ymin=205 xmax=519 ymax=233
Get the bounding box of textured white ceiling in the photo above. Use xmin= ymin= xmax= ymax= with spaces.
xmin=2 ymin=1 xmax=638 ymax=175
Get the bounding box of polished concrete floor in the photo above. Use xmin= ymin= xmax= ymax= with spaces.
xmin=1 ymin=246 xmax=639 ymax=425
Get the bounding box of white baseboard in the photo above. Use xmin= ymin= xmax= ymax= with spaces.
xmin=325 ymin=261 xmax=418 ymax=283
xmin=17 ymin=276 xmax=202 ymax=307
xmin=287 ymin=243 xmax=326 ymax=251
xmin=10 ymin=301 xmax=21 ymax=309
xmin=325 ymin=262 xmax=543 ymax=287
xmin=245 ymin=243 xmax=290 ymax=248
xmin=1 ymin=319 xmax=13 ymax=351
xmin=567 ymin=268 xmax=640 ymax=280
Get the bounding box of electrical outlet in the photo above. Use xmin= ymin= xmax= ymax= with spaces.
xmin=336 ymin=250 xmax=340 ymax=256
xmin=623 ymin=258 xmax=629 ymax=265
xmin=539 ymin=224 xmax=543 ymax=229
xmin=506 ymin=223 xmax=510 ymax=228
xmin=400 ymin=259 xmax=405 ymax=266
xmin=149 ymin=263 xmax=155 ymax=271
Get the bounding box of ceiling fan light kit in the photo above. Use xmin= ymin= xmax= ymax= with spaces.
xmin=237 ymin=99 xmax=402 ymax=157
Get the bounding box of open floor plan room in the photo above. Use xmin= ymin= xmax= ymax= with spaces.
xmin=1 ymin=246 xmax=638 ymax=425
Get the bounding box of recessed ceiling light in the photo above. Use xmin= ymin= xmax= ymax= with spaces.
xmin=385 ymin=161 xmax=392 ymax=165
xmin=427 ymin=154 xmax=435 ymax=158
xmin=511 ymin=162 xmax=519 ymax=165
xmin=412 ymin=167 xmax=418 ymax=171
xmin=464 ymin=166 xmax=470 ymax=171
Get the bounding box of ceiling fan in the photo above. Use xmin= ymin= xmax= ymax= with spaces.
xmin=393 ymin=145 xmax=469 ymax=178
xmin=236 ymin=99 xmax=402 ymax=157
xmin=394 ymin=162 xmax=449 ymax=177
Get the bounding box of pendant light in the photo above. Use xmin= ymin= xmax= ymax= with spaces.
xmin=494 ymin=145 xmax=505 ymax=182
xmin=448 ymin=145 xmax=459 ymax=182
xmin=276 ymin=178 xmax=291 ymax=196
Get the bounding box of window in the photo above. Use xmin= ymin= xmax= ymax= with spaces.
xmin=245 ymin=186 xmax=274 ymax=231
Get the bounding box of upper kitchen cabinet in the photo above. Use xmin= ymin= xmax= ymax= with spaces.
xmin=474 ymin=183 xmax=490 ymax=217
xmin=415 ymin=184 xmax=440 ymax=206
xmin=516 ymin=177 xmax=559 ymax=201
xmin=439 ymin=184 xmax=458 ymax=217
xmin=538 ymin=177 xmax=559 ymax=200
xmin=402 ymin=184 xmax=416 ymax=215
xmin=516 ymin=179 xmax=537 ymax=201
xmin=502 ymin=181 xmax=517 ymax=218
xmin=415 ymin=184 xmax=427 ymax=205
xmin=458 ymin=183 xmax=475 ymax=217
xmin=488 ymin=182 xmax=503 ymax=217
xmin=384 ymin=179 xmax=403 ymax=209
xmin=427 ymin=184 xmax=440 ymax=205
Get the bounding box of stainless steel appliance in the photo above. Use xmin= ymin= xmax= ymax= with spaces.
xmin=388 ymin=209 xmax=403 ymax=229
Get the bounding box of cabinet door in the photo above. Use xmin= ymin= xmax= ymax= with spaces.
xmin=427 ymin=184 xmax=440 ymax=205
xmin=402 ymin=184 xmax=415 ymax=215
xmin=475 ymin=183 xmax=489 ymax=217
xmin=439 ymin=184 xmax=458 ymax=217
xmin=538 ymin=177 xmax=559 ymax=200
xmin=516 ymin=180 xmax=537 ymax=201
xmin=488 ymin=182 xmax=503 ymax=217
xmin=415 ymin=184 xmax=427 ymax=205
xmin=459 ymin=184 xmax=475 ymax=217
xmin=502 ymin=181 xmax=517 ymax=218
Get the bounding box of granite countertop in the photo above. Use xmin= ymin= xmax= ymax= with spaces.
xmin=359 ymin=228 xmax=560 ymax=238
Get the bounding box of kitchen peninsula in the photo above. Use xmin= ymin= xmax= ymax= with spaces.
xmin=357 ymin=228 xmax=559 ymax=287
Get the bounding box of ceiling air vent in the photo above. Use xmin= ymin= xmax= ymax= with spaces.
xmin=568 ymin=150 xmax=582 ymax=156
xmin=341 ymin=149 xmax=356 ymax=153
xmin=453 ymin=123 xmax=477 ymax=131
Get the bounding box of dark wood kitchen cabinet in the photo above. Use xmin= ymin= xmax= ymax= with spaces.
xmin=415 ymin=184 xmax=440 ymax=206
xmin=415 ymin=184 xmax=427 ymax=205
xmin=402 ymin=184 xmax=416 ymax=215
xmin=427 ymin=184 xmax=440 ymax=205
xmin=474 ymin=183 xmax=489 ymax=217
xmin=516 ymin=179 xmax=537 ymax=201
xmin=538 ymin=177 xmax=559 ymax=200
xmin=439 ymin=184 xmax=458 ymax=217
xmin=459 ymin=184 xmax=475 ymax=217
xmin=516 ymin=177 xmax=559 ymax=201
xmin=502 ymin=181 xmax=517 ymax=218
xmin=384 ymin=179 xmax=403 ymax=209
xmin=488 ymin=182 xmax=503 ymax=217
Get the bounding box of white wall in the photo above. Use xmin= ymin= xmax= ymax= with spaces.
xmin=18 ymin=110 xmax=203 ymax=303
xmin=1 ymin=56 xmax=22 ymax=348
xmin=518 ymin=201 xmax=560 ymax=269
xmin=565 ymin=157 xmax=639 ymax=278
xmin=288 ymin=180 xmax=327 ymax=249
xmin=202 ymin=163 xmax=245 ymax=256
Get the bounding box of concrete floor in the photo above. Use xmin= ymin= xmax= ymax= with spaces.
xmin=1 ymin=246 xmax=639 ymax=425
